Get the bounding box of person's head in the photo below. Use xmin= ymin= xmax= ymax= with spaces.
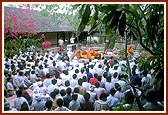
xmin=75 ymin=69 xmax=79 ymax=74
xmin=146 ymin=90 xmax=158 ymax=103
xmin=100 ymin=93 xmax=108 ymax=101
xmin=16 ymin=89 xmax=22 ymax=97
xmin=72 ymin=74 xmax=77 ymax=79
xmin=78 ymin=78 xmax=83 ymax=86
xmin=83 ymin=92 xmax=90 ymax=101
xmin=51 ymin=79 xmax=57 ymax=85
xmin=110 ymin=88 xmax=116 ymax=96
xmin=94 ymin=73 xmax=98 ymax=78
xmin=86 ymin=68 xmax=89 ymax=72
xmin=65 ymin=80 xmax=70 ymax=87
xmin=113 ymin=72 xmax=118 ymax=78
xmin=114 ymin=83 xmax=121 ymax=91
xmin=80 ymin=68 xmax=85 ymax=73
xmin=73 ymin=87 xmax=79 ymax=93
xmin=46 ymin=73 xmax=50 ymax=78
xmin=72 ymin=94 xmax=78 ymax=101
xmin=60 ymin=89 xmax=66 ymax=97
xmin=82 ymin=76 xmax=87 ymax=82
xmin=63 ymin=70 xmax=69 ymax=75
xmin=50 ymin=89 xmax=59 ymax=99
xmin=125 ymin=91 xmax=134 ymax=104
xmin=20 ymin=102 xmax=29 ymax=111
xmin=45 ymin=100 xmax=53 ymax=110
xmin=31 ymin=70 xmax=35 ymax=74
xmin=56 ymin=98 xmax=64 ymax=107
xmin=7 ymin=77 xmax=12 ymax=82
xmin=97 ymin=75 xmax=102 ymax=81
xmin=106 ymin=76 xmax=111 ymax=82
xmin=98 ymin=64 xmax=102 ymax=68
xmin=19 ymin=71 xmax=24 ymax=76
xmin=95 ymin=82 xmax=100 ymax=88
xmin=66 ymin=87 xmax=72 ymax=95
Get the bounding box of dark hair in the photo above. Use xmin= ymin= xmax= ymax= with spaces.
xmin=31 ymin=71 xmax=35 ymax=74
xmin=125 ymin=91 xmax=134 ymax=104
xmin=95 ymin=82 xmax=100 ymax=88
xmin=106 ymin=76 xmax=111 ymax=82
xmin=72 ymin=94 xmax=78 ymax=101
xmin=72 ymin=74 xmax=77 ymax=79
xmin=83 ymin=92 xmax=90 ymax=101
xmin=60 ymin=89 xmax=66 ymax=97
xmin=19 ymin=71 xmax=24 ymax=76
xmin=65 ymin=80 xmax=70 ymax=87
xmin=20 ymin=102 xmax=29 ymax=111
xmin=114 ymin=83 xmax=121 ymax=91
xmin=100 ymin=93 xmax=107 ymax=101
xmin=110 ymin=88 xmax=116 ymax=96
xmin=78 ymin=78 xmax=83 ymax=86
xmin=94 ymin=73 xmax=98 ymax=78
xmin=57 ymin=98 xmax=64 ymax=107
xmin=51 ymin=79 xmax=57 ymax=85
xmin=46 ymin=73 xmax=50 ymax=78
xmin=16 ymin=89 xmax=22 ymax=97
xmin=75 ymin=69 xmax=79 ymax=73
xmin=73 ymin=87 xmax=79 ymax=93
xmin=146 ymin=90 xmax=158 ymax=102
xmin=83 ymin=76 xmax=87 ymax=82
xmin=66 ymin=87 xmax=72 ymax=95
xmin=45 ymin=100 xmax=53 ymax=109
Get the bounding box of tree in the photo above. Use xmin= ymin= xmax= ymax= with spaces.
xmin=4 ymin=4 xmax=41 ymax=56
xmin=76 ymin=4 xmax=164 ymax=110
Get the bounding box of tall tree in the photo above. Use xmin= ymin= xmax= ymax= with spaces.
xmin=76 ymin=4 xmax=164 ymax=110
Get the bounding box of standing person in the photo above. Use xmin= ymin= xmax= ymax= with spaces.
xmin=70 ymin=37 xmax=75 ymax=44
xmin=58 ymin=38 xmax=64 ymax=47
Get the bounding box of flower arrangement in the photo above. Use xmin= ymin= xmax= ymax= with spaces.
xmin=42 ymin=41 xmax=51 ymax=49
xmin=41 ymin=33 xmax=45 ymax=39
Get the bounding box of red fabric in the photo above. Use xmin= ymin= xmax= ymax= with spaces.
xmin=89 ymin=78 xmax=98 ymax=85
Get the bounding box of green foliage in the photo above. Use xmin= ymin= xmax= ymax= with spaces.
xmin=77 ymin=4 xmax=91 ymax=35
xmin=112 ymin=101 xmax=133 ymax=111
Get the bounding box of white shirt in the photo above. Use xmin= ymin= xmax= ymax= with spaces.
xmin=107 ymin=95 xmax=119 ymax=107
xmin=70 ymin=37 xmax=75 ymax=44
xmin=58 ymin=39 xmax=64 ymax=46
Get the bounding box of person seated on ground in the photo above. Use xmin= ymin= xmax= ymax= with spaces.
xmin=122 ymin=91 xmax=135 ymax=110
xmin=94 ymin=82 xmax=105 ymax=100
xmin=143 ymin=89 xmax=164 ymax=111
xmin=107 ymin=88 xmax=119 ymax=110
xmin=14 ymin=89 xmax=30 ymax=111
xmin=89 ymin=73 xmax=99 ymax=85
xmin=63 ymin=87 xmax=72 ymax=108
xmin=114 ymin=83 xmax=125 ymax=102
xmin=73 ymin=87 xmax=85 ymax=103
xmin=30 ymin=94 xmax=46 ymax=111
xmin=55 ymin=98 xmax=70 ymax=111
xmin=86 ymin=85 xmax=97 ymax=103
xmin=69 ymin=94 xmax=80 ymax=111
xmin=94 ymin=92 xmax=109 ymax=111
xmin=4 ymin=90 xmax=17 ymax=111
xmin=79 ymin=92 xmax=94 ymax=111
xmin=6 ymin=77 xmax=15 ymax=97
xmin=77 ymin=78 xmax=86 ymax=95
xmin=45 ymin=100 xmax=53 ymax=111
